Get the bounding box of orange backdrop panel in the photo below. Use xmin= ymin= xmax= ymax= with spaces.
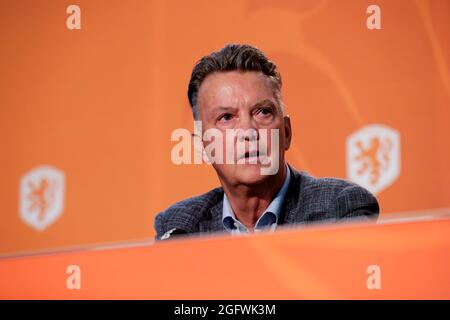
xmin=0 ymin=219 xmax=449 ymax=299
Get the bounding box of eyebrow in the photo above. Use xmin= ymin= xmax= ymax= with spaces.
xmin=213 ymin=106 xmax=237 ymax=113
xmin=210 ymin=99 xmax=277 ymax=117
xmin=252 ymin=99 xmax=276 ymax=109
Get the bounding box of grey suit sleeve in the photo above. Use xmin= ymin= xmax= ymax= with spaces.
xmin=335 ymin=184 xmax=379 ymax=222
xmin=153 ymin=212 xmax=166 ymax=241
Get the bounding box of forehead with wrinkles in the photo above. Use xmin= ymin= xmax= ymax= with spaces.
xmin=197 ymin=71 xmax=279 ymax=118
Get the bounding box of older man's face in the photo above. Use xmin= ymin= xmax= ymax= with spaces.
xmin=196 ymin=70 xmax=291 ymax=186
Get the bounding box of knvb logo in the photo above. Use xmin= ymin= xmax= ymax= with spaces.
xmin=346 ymin=124 xmax=400 ymax=194
xmin=19 ymin=166 xmax=66 ymax=231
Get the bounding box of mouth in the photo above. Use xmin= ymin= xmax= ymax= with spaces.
xmin=238 ymin=150 xmax=266 ymax=162
xmin=244 ymin=150 xmax=259 ymax=159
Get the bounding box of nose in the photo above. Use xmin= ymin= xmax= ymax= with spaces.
xmin=236 ymin=114 xmax=259 ymax=142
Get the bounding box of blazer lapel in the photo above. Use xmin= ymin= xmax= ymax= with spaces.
xmin=198 ymin=196 xmax=225 ymax=233
xmin=280 ymin=164 xmax=305 ymax=225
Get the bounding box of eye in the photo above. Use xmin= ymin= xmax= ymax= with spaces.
xmin=256 ymin=108 xmax=273 ymax=117
xmin=218 ymin=113 xmax=233 ymax=122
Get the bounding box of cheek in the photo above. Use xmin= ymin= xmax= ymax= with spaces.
xmin=263 ymin=127 xmax=285 ymax=152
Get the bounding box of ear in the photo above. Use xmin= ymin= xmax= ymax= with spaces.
xmin=283 ymin=115 xmax=292 ymax=150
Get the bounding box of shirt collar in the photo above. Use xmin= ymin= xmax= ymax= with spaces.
xmin=222 ymin=164 xmax=291 ymax=233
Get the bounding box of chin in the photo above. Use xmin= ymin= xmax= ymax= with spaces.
xmin=214 ymin=163 xmax=273 ymax=186
xmin=234 ymin=164 xmax=269 ymax=185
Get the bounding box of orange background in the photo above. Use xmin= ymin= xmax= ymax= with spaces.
xmin=0 ymin=0 xmax=449 ymax=255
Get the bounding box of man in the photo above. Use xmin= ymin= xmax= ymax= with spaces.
xmin=154 ymin=44 xmax=379 ymax=240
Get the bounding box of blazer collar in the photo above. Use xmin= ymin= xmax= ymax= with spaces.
xmin=279 ymin=163 xmax=304 ymax=225
xmin=200 ymin=197 xmax=225 ymax=233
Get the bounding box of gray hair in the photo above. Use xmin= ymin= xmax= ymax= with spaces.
xmin=187 ymin=44 xmax=284 ymax=120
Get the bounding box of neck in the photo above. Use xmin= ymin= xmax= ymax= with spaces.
xmin=221 ymin=164 xmax=287 ymax=230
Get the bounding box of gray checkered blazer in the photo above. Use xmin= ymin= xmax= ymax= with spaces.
xmin=154 ymin=164 xmax=379 ymax=240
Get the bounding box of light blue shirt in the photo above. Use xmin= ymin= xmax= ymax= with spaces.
xmin=222 ymin=164 xmax=291 ymax=234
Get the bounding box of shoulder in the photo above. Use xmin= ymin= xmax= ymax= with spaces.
xmin=296 ymin=170 xmax=358 ymax=195
xmin=289 ymin=167 xmax=380 ymax=221
xmin=153 ymin=187 xmax=223 ymax=238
